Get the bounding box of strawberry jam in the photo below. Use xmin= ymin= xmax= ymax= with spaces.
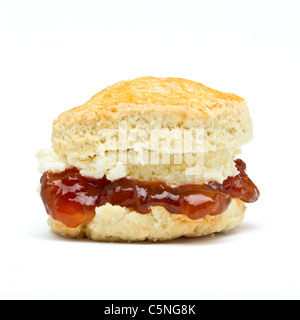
xmin=40 ymin=159 xmax=260 ymax=228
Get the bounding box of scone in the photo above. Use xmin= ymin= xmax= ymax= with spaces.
xmin=37 ymin=77 xmax=260 ymax=242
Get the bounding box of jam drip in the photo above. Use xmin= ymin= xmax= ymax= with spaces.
xmin=223 ymin=159 xmax=260 ymax=203
xmin=40 ymin=159 xmax=260 ymax=228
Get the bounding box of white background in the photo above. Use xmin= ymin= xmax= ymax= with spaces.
xmin=0 ymin=0 xmax=299 ymax=300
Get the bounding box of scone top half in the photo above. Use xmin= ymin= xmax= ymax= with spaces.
xmin=38 ymin=77 xmax=259 ymax=242
xmin=47 ymin=77 xmax=253 ymax=184
xmin=53 ymin=77 xmax=252 ymax=158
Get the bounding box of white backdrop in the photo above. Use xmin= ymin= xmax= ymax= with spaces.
xmin=0 ymin=0 xmax=299 ymax=299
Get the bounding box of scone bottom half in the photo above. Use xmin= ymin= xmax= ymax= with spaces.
xmin=38 ymin=77 xmax=260 ymax=242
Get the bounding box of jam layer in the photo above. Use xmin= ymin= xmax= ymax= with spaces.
xmin=40 ymin=159 xmax=260 ymax=228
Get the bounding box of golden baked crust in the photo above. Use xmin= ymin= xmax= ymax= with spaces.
xmin=48 ymin=198 xmax=246 ymax=242
xmin=52 ymin=77 xmax=253 ymax=158
xmin=70 ymin=77 xmax=244 ymax=112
